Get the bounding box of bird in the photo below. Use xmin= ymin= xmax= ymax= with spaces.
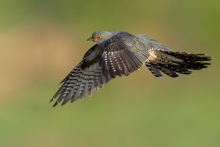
xmin=50 ymin=30 xmax=211 ymax=107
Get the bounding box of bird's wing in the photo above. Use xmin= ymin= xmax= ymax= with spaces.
xmin=136 ymin=34 xmax=212 ymax=78
xmin=51 ymin=45 xmax=113 ymax=107
xmin=99 ymin=32 xmax=149 ymax=77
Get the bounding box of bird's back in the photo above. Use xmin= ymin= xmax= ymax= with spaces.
xmin=135 ymin=34 xmax=174 ymax=53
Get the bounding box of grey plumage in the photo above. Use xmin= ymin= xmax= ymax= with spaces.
xmin=51 ymin=44 xmax=112 ymax=107
xmin=51 ymin=30 xmax=211 ymax=107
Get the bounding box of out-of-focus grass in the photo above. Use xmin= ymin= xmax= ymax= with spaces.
xmin=1 ymin=77 xmax=220 ymax=147
xmin=0 ymin=0 xmax=220 ymax=147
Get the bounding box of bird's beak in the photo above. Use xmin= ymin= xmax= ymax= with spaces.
xmin=87 ymin=37 xmax=94 ymax=41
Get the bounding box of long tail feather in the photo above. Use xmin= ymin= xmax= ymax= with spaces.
xmin=146 ymin=50 xmax=211 ymax=78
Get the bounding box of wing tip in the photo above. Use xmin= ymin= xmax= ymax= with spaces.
xmin=50 ymin=97 xmax=54 ymax=103
xmin=52 ymin=101 xmax=58 ymax=107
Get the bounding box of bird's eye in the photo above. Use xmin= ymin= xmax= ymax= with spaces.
xmin=97 ymin=35 xmax=102 ymax=39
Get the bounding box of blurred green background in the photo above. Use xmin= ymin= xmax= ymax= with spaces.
xmin=0 ymin=0 xmax=219 ymax=147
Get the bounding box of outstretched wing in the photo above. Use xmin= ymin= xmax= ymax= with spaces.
xmin=99 ymin=32 xmax=149 ymax=77
xmin=136 ymin=34 xmax=212 ymax=78
xmin=51 ymin=45 xmax=113 ymax=107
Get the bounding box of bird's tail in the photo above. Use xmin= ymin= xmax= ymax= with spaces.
xmin=145 ymin=50 xmax=212 ymax=78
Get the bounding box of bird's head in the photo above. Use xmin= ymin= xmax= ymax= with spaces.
xmin=87 ymin=30 xmax=113 ymax=44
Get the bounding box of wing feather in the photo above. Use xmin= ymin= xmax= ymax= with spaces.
xmin=99 ymin=32 xmax=148 ymax=77
xmin=51 ymin=45 xmax=113 ymax=107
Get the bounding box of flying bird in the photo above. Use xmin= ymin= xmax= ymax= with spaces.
xmin=51 ymin=30 xmax=211 ymax=107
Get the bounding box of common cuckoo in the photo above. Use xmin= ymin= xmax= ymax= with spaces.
xmin=51 ymin=30 xmax=211 ymax=107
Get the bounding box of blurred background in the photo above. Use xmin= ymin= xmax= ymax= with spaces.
xmin=0 ymin=0 xmax=219 ymax=147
